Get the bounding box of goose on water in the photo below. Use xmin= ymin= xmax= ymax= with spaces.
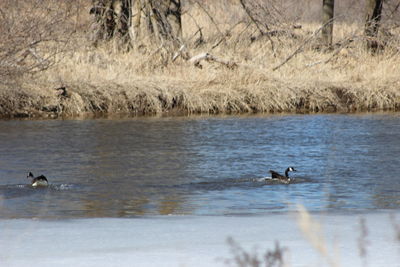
xmin=27 ymin=172 xmax=48 ymax=187
xmin=269 ymin=167 xmax=297 ymax=184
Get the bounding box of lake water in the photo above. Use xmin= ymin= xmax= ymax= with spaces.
xmin=0 ymin=113 xmax=399 ymax=219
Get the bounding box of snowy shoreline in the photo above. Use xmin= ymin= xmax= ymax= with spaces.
xmin=1 ymin=212 xmax=399 ymax=267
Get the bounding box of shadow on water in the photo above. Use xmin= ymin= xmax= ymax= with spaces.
xmin=178 ymin=176 xmax=315 ymax=191
xmin=0 ymin=184 xmax=79 ymax=199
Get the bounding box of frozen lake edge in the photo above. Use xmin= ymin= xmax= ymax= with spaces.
xmin=1 ymin=212 xmax=399 ymax=267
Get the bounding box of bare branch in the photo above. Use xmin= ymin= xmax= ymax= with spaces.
xmin=273 ymin=16 xmax=340 ymax=71
xmin=239 ymin=0 xmax=275 ymax=56
xmin=194 ymin=1 xmax=223 ymax=37
xmin=189 ymin=52 xmax=237 ymax=69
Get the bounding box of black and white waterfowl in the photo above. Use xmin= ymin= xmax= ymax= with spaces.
xmin=27 ymin=172 xmax=48 ymax=187
xmin=269 ymin=167 xmax=297 ymax=184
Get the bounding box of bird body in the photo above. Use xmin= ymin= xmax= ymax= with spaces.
xmin=269 ymin=167 xmax=297 ymax=184
xmin=27 ymin=172 xmax=48 ymax=187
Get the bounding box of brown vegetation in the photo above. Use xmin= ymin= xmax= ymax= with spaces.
xmin=1 ymin=0 xmax=400 ymax=118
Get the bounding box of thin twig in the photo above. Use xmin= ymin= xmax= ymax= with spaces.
xmin=305 ymin=35 xmax=357 ymax=67
xmin=211 ymin=21 xmax=244 ymax=50
xmin=239 ymin=0 xmax=264 ymax=35
xmin=195 ymin=1 xmax=223 ymax=37
xmin=239 ymin=0 xmax=275 ymax=56
xmin=388 ymin=0 xmax=400 ymax=18
xmin=186 ymin=12 xmax=203 ymax=42
xmin=272 ymin=16 xmax=341 ymax=71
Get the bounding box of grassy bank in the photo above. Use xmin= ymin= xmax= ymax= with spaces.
xmin=1 ymin=1 xmax=400 ymax=118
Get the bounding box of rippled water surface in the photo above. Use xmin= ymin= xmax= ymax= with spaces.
xmin=0 ymin=114 xmax=399 ymax=218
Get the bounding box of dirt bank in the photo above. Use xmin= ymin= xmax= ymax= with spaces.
xmin=1 ymin=1 xmax=400 ymax=119
xmin=1 ymin=75 xmax=399 ymax=119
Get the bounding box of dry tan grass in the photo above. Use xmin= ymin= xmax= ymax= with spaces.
xmin=1 ymin=0 xmax=399 ymax=118
xmin=297 ymin=204 xmax=339 ymax=267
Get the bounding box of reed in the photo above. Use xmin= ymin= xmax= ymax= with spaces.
xmin=1 ymin=0 xmax=399 ymax=118
xmin=224 ymin=206 xmax=400 ymax=267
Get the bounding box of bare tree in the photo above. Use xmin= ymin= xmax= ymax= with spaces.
xmin=90 ymin=0 xmax=182 ymax=51
xmin=89 ymin=0 xmax=130 ymax=46
xmin=0 ymin=0 xmax=77 ymax=84
xmin=365 ymin=0 xmax=383 ymax=52
xmin=321 ymin=0 xmax=335 ymax=47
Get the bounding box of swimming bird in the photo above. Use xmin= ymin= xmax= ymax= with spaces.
xmin=269 ymin=167 xmax=297 ymax=184
xmin=27 ymin=172 xmax=49 ymax=187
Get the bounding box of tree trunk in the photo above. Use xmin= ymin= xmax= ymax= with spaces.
xmin=321 ymin=0 xmax=335 ymax=47
xmin=89 ymin=1 xmax=130 ymax=44
xmin=365 ymin=0 xmax=383 ymax=52
xmin=131 ymin=0 xmax=141 ymax=42
xmin=90 ymin=0 xmax=182 ymax=51
xmin=167 ymin=0 xmax=182 ymax=39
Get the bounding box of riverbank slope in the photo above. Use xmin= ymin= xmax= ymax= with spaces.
xmin=1 ymin=1 xmax=400 ymax=119
xmin=2 ymin=43 xmax=399 ymax=119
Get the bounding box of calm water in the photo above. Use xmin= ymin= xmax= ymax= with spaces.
xmin=0 ymin=114 xmax=399 ymax=218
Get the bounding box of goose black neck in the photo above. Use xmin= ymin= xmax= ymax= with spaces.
xmin=285 ymin=169 xmax=290 ymax=178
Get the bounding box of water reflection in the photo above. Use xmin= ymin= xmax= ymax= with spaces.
xmin=0 ymin=114 xmax=399 ymax=218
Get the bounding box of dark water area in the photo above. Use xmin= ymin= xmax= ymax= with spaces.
xmin=0 ymin=113 xmax=399 ymax=218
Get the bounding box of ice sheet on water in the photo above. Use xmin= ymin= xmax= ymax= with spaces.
xmin=0 ymin=212 xmax=399 ymax=267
